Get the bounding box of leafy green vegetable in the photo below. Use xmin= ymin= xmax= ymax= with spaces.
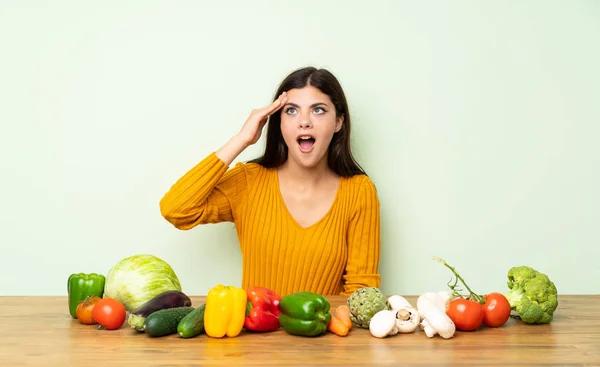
xmin=104 ymin=254 xmax=182 ymax=312
xmin=505 ymin=265 xmax=558 ymax=324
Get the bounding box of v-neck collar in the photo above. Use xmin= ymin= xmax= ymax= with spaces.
xmin=273 ymin=168 xmax=343 ymax=230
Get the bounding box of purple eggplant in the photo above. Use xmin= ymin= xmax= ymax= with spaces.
xmin=127 ymin=290 xmax=192 ymax=331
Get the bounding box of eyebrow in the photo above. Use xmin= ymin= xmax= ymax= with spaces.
xmin=284 ymin=102 xmax=328 ymax=108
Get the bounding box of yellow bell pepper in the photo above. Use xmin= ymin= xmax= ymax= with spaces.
xmin=204 ymin=284 xmax=247 ymax=338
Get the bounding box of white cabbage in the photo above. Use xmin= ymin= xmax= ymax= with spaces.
xmin=104 ymin=254 xmax=182 ymax=311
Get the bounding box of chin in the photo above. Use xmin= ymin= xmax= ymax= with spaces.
xmin=290 ymin=153 xmax=327 ymax=170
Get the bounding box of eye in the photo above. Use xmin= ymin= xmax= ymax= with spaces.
xmin=314 ymin=107 xmax=326 ymax=114
xmin=284 ymin=107 xmax=297 ymax=115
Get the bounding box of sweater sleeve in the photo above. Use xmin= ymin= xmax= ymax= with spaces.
xmin=341 ymin=177 xmax=382 ymax=296
xmin=159 ymin=152 xmax=249 ymax=230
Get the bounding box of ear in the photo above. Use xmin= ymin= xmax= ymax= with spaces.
xmin=335 ymin=115 xmax=344 ymax=133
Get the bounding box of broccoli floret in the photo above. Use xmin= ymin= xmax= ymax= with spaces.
xmin=505 ymin=265 xmax=558 ymax=324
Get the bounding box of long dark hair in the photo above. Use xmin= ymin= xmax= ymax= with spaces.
xmin=250 ymin=66 xmax=366 ymax=177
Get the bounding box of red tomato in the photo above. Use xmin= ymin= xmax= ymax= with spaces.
xmin=76 ymin=296 xmax=100 ymax=325
xmin=92 ymin=298 xmax=126 ymax=330
xmin=446 ymin=298 xmax=484 ymax=331
xmin=483 ymin=292 xmax=511 ymax=327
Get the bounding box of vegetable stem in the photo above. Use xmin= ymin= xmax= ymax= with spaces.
xmin=433 ymin=256 xmax=485 ymax=304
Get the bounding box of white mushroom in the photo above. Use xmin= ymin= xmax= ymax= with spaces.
xmin=436 ymin=290 xmax=454 ymax=307
xmin=387 ymin=295 xmax=421 ymax=333
xmin=369 ymin=310 xmax=399 ymax=338
xmin=395 ymin=306 xmax=420 ymax=333
xmin=388 ymin=295 xmax=412 ymax=311
xmin=416 ymin=292 xmax=456 ymax=339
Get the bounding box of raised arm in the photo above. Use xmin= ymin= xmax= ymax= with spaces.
xmin=159 ymin=150 xmax=248 ymax=229
xmin=341 ymin=177 xmax=382 ymax=296
xmin=159 ymin=92 xmax=289 ymax=229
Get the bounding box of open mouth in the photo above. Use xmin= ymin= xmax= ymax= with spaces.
xmin=297 ymin=135 xmax=316 ymax=153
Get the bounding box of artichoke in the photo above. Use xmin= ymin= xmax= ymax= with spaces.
xmin=347 ymin=287 xmax=391 ymax=328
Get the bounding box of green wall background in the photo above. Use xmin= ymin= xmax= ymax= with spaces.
xmin=1 ymin=1 xmax=598 ymax=296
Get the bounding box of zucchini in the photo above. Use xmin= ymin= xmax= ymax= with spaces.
xmin=128 ymin=290 xmax=192 ymax=332
xmin=143 ymin=306 xmax=194 ymax=337
xmin=177 ymin=304 xmax=206 ymax=338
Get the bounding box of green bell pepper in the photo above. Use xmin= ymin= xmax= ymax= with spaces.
xmin=67 ymin=273 xmax=106 ymax=318
xmin=278 ymin=291 xmax=331 ymax=337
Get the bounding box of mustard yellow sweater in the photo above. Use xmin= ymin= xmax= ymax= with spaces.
xmin=160 ymin=152 xmax=381 ymax=296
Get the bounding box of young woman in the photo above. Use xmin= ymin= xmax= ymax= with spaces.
xmin=160 ymin=66 xmax=381 ymax=296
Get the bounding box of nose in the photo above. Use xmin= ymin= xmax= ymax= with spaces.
xmin=298 ymin=114 xmax=312 ymax=129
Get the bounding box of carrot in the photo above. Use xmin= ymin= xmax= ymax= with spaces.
xmin=328 ymin=305 xmax=352 ymax=336
xmin=335 ymin=305 xmax=352 ymax=330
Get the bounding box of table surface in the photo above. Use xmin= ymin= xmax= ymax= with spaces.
xmin=1 ymin=295 xmax=598 ymax=366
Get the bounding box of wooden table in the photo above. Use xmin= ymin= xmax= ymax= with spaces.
xmin=1 ymin=295 xmax=598 ymax=366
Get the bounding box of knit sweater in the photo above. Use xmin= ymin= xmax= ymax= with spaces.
xmin=159 ymin=152 xmax=381 ymax=296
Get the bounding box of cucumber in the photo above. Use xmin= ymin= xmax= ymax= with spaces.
xmin=128 ymin=290 xmax=192 ymax=332
xmin=143 ymin=306 xmax=194 ymax=337
xmin=177 ymin=304 xmax=206 ymax=338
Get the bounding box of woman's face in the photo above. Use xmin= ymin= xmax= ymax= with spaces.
xmin=279 ymin=86 xmax=343 ymax=169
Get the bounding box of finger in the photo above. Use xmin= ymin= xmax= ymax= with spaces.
xmin=280 ymin=92 xmax=288 ymax=106
xmin=261 ymin=95 xmax=283 ymax=114
xmin=266 ymin=96 xmax=288 ymax=118
xmin=260 ymin=92 xmax=287 ymax=115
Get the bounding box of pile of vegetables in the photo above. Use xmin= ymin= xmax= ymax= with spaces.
xmin=69 ymin=254 xmax=187 ymax=332
xmin=103 ymin=254 xmax=183 ymax=312
xmin=67 ymin=253 xmax=559 ymax=340
xmin=67 ymin=253 xmax=351 ymax=338
xmin=431 ymin=256 xmax=558 ymax=330
xmin=431 ymin=256 xmax=512 ymax=333
xmin=336 ymin=257 xmax=558 ymax=340
xmin=69 ymin=272 xmax=126 ymax=330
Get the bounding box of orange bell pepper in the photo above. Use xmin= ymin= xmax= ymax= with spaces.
xmin=204 ymin=284 xmax=247 ymax=338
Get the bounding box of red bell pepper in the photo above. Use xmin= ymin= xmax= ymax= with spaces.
xmin=244 ymin=286 xmax=281 ymax=332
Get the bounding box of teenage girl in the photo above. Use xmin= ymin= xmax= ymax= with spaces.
xmin=160 ymin=66 xmax=381 ymax=296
